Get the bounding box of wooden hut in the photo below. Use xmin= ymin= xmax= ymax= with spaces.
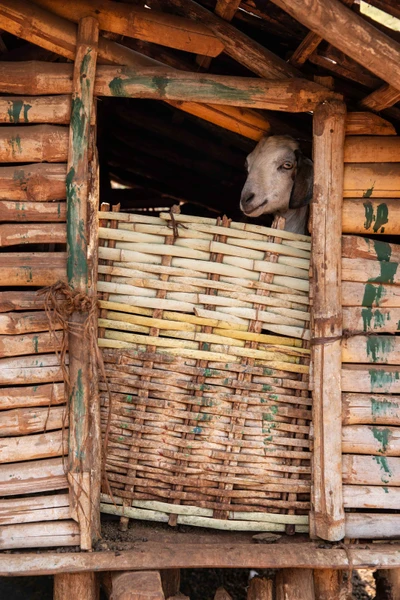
xmin=2 ymin=0 xmax=400 ymax=598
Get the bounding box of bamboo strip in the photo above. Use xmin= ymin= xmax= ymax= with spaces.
xmin=0 ymin=201 xmax=66 ymax=222
xmin=0 ymin=457 xmax=67 ymax=496
xmin=342 ymin=393 xmax=400 ymax=425
xmin=0 ymin=95 xmax=71 ymax=124
xmin=0 ymin=521 xmax=80 ymax=550
xmin=0 ymin=494 xmax=70 ymax=525
xmin=0 ymin=406 xmax=67 ymax=437
xmin=343 ymin=485 xmax=400 ymax=510
xmin=342 ymin=454 xmax=400 ymax=486
xmin=0 ymin=383 xmax=64 ymax=410
xmin=342 ymin=424 xmax=400 ymax=455
xmin=0 ymin=429 xmax=67 ymax=463
xmin=0 ymin=330 xmax=63 ymax=358
xmin=0 ymin=223 xmax=66 ymax=247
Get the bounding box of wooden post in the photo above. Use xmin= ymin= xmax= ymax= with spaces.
xmin=375 ymin=570 xmax=400 ymax=600
xmin=111 ymin=571 xmax=165 ymax=600
xmin=54 ymin=573 xmax=98 ymax=600
xmin=247 ymin=577 xmax=273 ymax=599
xmin=314 ymin=569 xmax=346 ymax=600
xmin=276 ymin=569 xmax=315 ymax=600
xmin=311 ymin=99 xmax=347 ymax=542
xmin=66 ymin=16 xmax=99 ymax=550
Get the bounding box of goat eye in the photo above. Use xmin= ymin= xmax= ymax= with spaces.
xmin=282 ymin=161 xmax=293 ymax=169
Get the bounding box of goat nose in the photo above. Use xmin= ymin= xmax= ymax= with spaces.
xmin=242 ymin=193 xmax=255 ymax=206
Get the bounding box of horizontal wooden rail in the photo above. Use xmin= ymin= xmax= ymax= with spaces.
xmin=344 ymin=164 xmax=400 ymax=198
xmin=0 ymin=457 xmax=67 ymax=496
xmin=343 ymin=424 xmax=400 ymax=455
xmin=0 ymin=429 xmax=67 ymax=463
xmin=344 ymin=136 xmax=400 ymax=162
xmin=343 ymin=307 xmax=400 ymax=334
xmin=0 ymin=125 xmax=68 ymax=163
xmin=342 ymin=393 xmax=400 ymax=426
xmin=0 ymin=353 xmax=64 ymax=385
xmin=345 ymin=112 xmax=396 ymax=136
xmin=0 ymin=201 xmax=66 ymax=222
xmin=342 ymin=336 xmax=400 ymax=364
xmin=343 ymin=454 xmax=400 ymax=483
xmin=0 ymin=493 xmax=70 ymax=526
xmin=0 ymin=291 xmax=46 ymax=312
xmin=343 ymin=199 xmax=400 ymax=235
xmin=0 ymin=383 xmax=64 ymax=410
xmin=0 ymin=95 xmax=71 ymax=124
xmin=342 ymin=235 xmax=400 ymax=262
xmin=0 ymin=331 xmax=62 ymax=358
xmin=343 ymin=485 xmax=400 ymax=510
xmin=0 ymin=163 xmax=67 ymax=201
xmin=0 ymin=406 xmax=66 ymax=437
xmin=0 ymin=223 xmax=66 ymax=246
xmin=0 ymin=253 xmax=66 ymax=286
xmin=0 ymin=521 xmax=79 ymax=550
xmin=342 ymin=282 xmax=400 ymax=308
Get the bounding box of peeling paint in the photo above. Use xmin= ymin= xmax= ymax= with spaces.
xmin=366 ymin=336 xmax=395 ymax=363
xmin=371 ymin=396 xmax=399 ymax=418
xmin=369 ymin=368 xmax=399 ymax=392
xmin=371 ymin=426 xmax=392 ymax=453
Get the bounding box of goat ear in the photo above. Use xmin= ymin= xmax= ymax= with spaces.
xmin=289 ymin=149 xmax=313 ymax=209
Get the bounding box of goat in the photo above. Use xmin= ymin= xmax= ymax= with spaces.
xmin=240 ymin=136 xmax=313 ymax=235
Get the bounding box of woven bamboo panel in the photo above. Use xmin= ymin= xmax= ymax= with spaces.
xmin=98 ymin=210 xmax=311 ymax=530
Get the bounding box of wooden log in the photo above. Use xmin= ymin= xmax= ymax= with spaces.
xmin=342 ymin=393 xmax=400 ymax=426
xmin=345 ymin=514 xmax=400 ymax=539
xmin=342 ymin=235 xmax=400 ymax=262
xmin=0 ymin=200 xmax=66 ymax=222
xmin=34 ymin=0 xmax=224 ymax=57
xmin=343 ymin=164 xmax=400 ymax=199
xmin=0 ymin=124 xmax=68 ymax=163
xmin=342 ymin=365 xmax=400 ymax=394
xmin=0 ymin=354 xmax=64 ymax=385
xmin=275 ymin=569 xmax=314 ymax=600
xmin=0 ymin=310 xmax=60 ymax=335
xmin=311 ymin=99 xmax=346 ymax=541
xmin=0 ymin=493 xmax=70 ymax=525
xmin=343 ymin=424 xmax=400 ymax=455
xmin=342 ymin=282 xmax=400 ymax=308
xmin=111 ymin=571 xmax=165 ymax=600
xmin=96 ymin=67 xmax=338 ymax=111
xmin=361 ymin=84 xmax=400 ymax=112
xmin=345 ymin=112 xmax=396 ymax=136
xmin=267 ymin=0 xmax=400 ymax=91
xmin=0 ymin=405 xmax=66 ymax=436
xmin=66 ymin=16 xmax=98 ymax=552
xmin=0 ymin=429 xmax=67 ymax=463
xmin=313 ymin=570 xmax=345 ymax=600
xmin=343 ymin=199 xmax=400 ymax=235
xmin=343 ymin=307 xmax=400 ymax=333
xmin=0 ymin=290 xmax=45 ymax=312
xmin=290 ymin=32 xmax=322 ymax=67
xmin=0 ymin=163 xmax=67 ymax=201
xmin=0 ymin=382 xmax=64 ymax=410
xmin=343 ymin=454 xmax=400 ymax=485
xmin=0 ymin=457 xmax=67 ymax=496
xmin=344 ymin=136 xmax=400 ymax=162
xmin=0 ymin=95 xmax=71 ymax=124
xmin=0 ymin=223 xmax=66 ymax=246
xmin=343 ymin=484 xmax=400 ymax=510
xmin=375 ymin=570 xmax=400 ymax=600
xmin=54 ymin=573 xmax=98 ymax=600
xmin=342 ymin=335 xmax=400 ymax=365
xmin=214 ymin=588 xmax=232 ymax=600
xmin=0 ymin=520 xmax=80 ymax=550
xmin=214 ymin=0 xmax=241 ymax=20
xmin=247 ymin=577 xmax=272 ymax=600
xmin=0 ymin=253 xmax=66 ymax=286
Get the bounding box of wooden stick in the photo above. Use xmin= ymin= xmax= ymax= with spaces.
xmin=342 ymin=365 xmax=400 ymax=393
xmin=343 ymin=484 xmax=400 ymax=510
xmin=268 ymin=0 xmax=400 ymax=91
xmin=54 ymin=573 xmax=98 ymax=600
xmin=343 ymin=454 xmax=400 ymax=486
xmin=0 ymin=429 xmax=67 ymax=463
xmin=342 ymin=235 xmax=400 ymax=262
xmin=311 ymin=99 xmax=346 ymax=541
xmin=275 ymin=569 xmax=314 ymax=600
xmin=0 ymin=290 xmax=45 ymax=312
xmin=34 ymin=0 xmax=224 ymax=57
xmin=0 ymin=382 xmax=64 ymax=410
xmin=345 ymin=112 xmax=396 ymax=136
xmin=0 ymin=353 xmax=64 ymax=385
xmin=343 ymin=423 xmax=400 ymax=455
xmin=0 ymin=310 xmax=61 ymax=335
xmin=66 ymin=16 xmax=98 ymax=552
xmin=247 ymin=578 xmax=272 ymax=600
xmin=342 ymin=282 xmax=400 ymax=309
xmin=0 ymin=201 xmax=66 ymax=222
xmin=0 ymin=124 xmax=68 ymax=163
xmin=0 ymin=95 xmax=71 ymax=124
xmin=342 ymin=335 xmax=400 ymax=365
xmin=0 ymin=163 xmax=66 ymax=201
xmin=343 ymin=199 xmax=400 ymax=235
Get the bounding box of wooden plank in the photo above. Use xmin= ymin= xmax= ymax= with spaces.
xmin=342 ymin=257 xmax=400 ymax=284
xmin=345 ymin=514 xmax=400 ymax=539
xmin=342 ymin=365 xmax=400 ymax=393
xmin=0 ymin=457 xmax=67 ymax=496
xmin=342 ymin=393 xmax=400 ymax=425
xmin=66 ymin=16 xmax=98 ymax=552
xmin=0 ymin=253 xmax=66 ymax=286
xmin=344 ymin=136 xmax=400 ymax=162
xmin=0 ymin=291 xmax=45 ymax=312
xmin=343 ymin=424 xmax=400 ymax=455
xmin=267 ymin=0 xmax=400 ymax=91
xmin=0 ymin=353 xmax=63 ymax=385
xmin=361 ymin=84 xmax=400 ymax=112
xmin=0 ymin=494 xmax=70 ymax=525
xmin=0 ymin=429 xmax=67 ymax=463
xmin=345 ymin=112 xmax=396 ymax=136
xmin=0 ymin=520 xmax=79 ymax=550
xmin=111 ymin=571 xmax=165 ymax=600
xmin=342 ymin=235 xmax=400 ymax=262
xmin=343 ymin=164 xmax=400 ymax=198
xmin=342 ymin=282 xmax=400 ymax=308
xmin=0 ymin=163 xmax=67 ymax=201
xmin=343 ymin=199 xmax=400 ymax=235
xmin=0 ymin=310 xmax=59 ymax=335
xmin=0 ymin=382 xmax=64 ymax=410
xmin=0 ymin=405 xmax=66 ymax=436
xmin=96 ymin=67 xmax=339 ymax=112
xmin=54 ymin=573 xmax=98 ymax=600
xmin=343 ymin=307 xmax=400 ymax=333
xmin=342 ymin=454 xmax=400 ymax=485
xmin=342 ymin=335 xmax=400 ymax=364
xmin=343 ymin=484 xmax=400 ymax=510
xmin=2 ymin=541 xmax=400 ymax=573
xmin=311 ymin=100 xmax=346 ymax=541
xmin=0 ymin=200 xmax=66 ymax=222
xmin=0 ymin=95 xmax=71 ymax=124
xmin=0 ymin=223 xmax=66 ymax=246
xmin=0 ymin=124 xmax=68 ymax=163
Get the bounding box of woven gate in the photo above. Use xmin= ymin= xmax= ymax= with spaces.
xmin=98 ymin=210 xmax=311 ymax=532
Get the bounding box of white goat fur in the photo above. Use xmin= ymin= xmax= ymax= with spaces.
xmin=240 ymin=136 xmax=313 ymax=235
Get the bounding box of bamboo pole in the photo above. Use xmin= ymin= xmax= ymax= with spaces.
xmin=342 ymin=454 xmax=400 ymax=485
xmin=311 ymin=99 xmax=346 ymax=542
xmin=342 ymin=335 xmax=400 ymax=365
xmin=0 ymin=493 xmax=70 ymax=525
xmin=0 ymin=429 xmax=67 ymax=463
xmin=0 ymin=405 xmax=66 ymax=436
xmin=33 ymin=0 xmax=224 ymax=57
xmin=342 ymin=365 xmax=400 ymax=393
xmin=343 ymin=484 xmax=400 ymax=510
xmin=0 ymin=95 xmax=71 ymax=124
xmin=343 ymin=424 xmax=400 ymax=455
xmin=66 ymin=16 xmax=98 ymax=552
xmin=342 ymin=235 xmax=400 ymax=262
xmin=342 ymin=282 xmax=400 ymax=308
xmin=0 ymin=290 xmax=45 ymax=312
xmin=0 ymin=382 xmax=64 ymax=410
xmin=0 ymin=521 xmax=80 ymax=550
xmin=54 ymin=573 xmax=98 ymax=600
xmin=0 ymin=253 xmax=66 ymax=287
xmin=0 ymin=457 xmax=67 ymax=496
xmin=345 ymin=513 xmax=400 ymax=539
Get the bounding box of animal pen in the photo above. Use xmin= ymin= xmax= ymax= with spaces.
xmin=2 ymin=0 xmax=400 ymax=599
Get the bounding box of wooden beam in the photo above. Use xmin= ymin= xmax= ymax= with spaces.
xmin=247 ymin=577 xmax=273 ymax=600
xmin=2 ymin=542 xmax=400 ymax=574
xmin=345 ymin=112 xmax=396 ymax=136
xmin=344 ymin=136 xmax=400 ymax=162
xmin=0 ymin=457 xmax=67 ymax=496
xmin=0 ymin=0 xmax=271 ymax=140
xmin=311 ymin=100 xmax=346 ymax=542
xmin=0 ymin=253 xmax=66 ymax=287
xmin=66 ymin=16 xmax=98 ymax=552
xmin=290 ymin=32 xmax=322 ymax=67
xmin=33 ymin=0 xmax=224 ymax=57
xmin=342 ymin=396 xmax=400 ymax=426
xmin=0 ymin=521 xmax=79 ymax=550
xmin=268 ymin=0 xmax=400 ymax=92
xmin=196 ymin=0 xmax=241 ymax=69
xmin=54 ymin=573 xmax=98 ymax=600
xmin=344 ymin=164 xmax=400 ymax=198
xmin=361 ymin=84 xmax=400 ymax=112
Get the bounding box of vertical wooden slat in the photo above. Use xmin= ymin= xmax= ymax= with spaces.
xmin=275 ymin=569 xmax=315 ymax=600
xmin=54 ymin=572 xmax=99 ymax=600
xmin=311 ymin=99 xmax=347 ymax=541
xmin=314 ymin=569 xmax=345 ymax=600
xmin=66 ymin=15 xmax=99 ymax=550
